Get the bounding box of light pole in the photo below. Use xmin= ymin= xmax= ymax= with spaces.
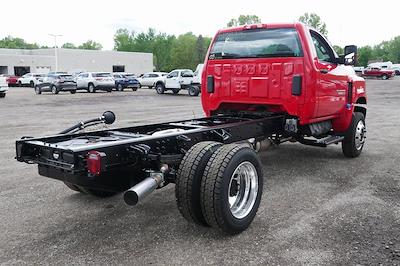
xmin=49 ymin=34 xmax=62 ymax=72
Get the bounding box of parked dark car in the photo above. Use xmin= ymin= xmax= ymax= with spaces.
xmin=112 ymin=73 xmax=140 ymax=91
xmin=34 ymin=74 xmax=77 ymax=95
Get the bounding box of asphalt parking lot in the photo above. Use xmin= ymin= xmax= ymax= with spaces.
xmin=1 ymin=79 xmax=399 ymax=265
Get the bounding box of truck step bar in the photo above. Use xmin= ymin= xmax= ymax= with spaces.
xmin=296 ymin=135 xmax=344 ymax=147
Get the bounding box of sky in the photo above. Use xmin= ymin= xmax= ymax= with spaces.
xmin=0 ymin=0 xmax=399 ymax=50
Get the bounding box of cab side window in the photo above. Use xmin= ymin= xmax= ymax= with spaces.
xmin=168 ymin=71 xmax=179 ymax=78
xmin=311 ymin=31 xmax=335 ymax=63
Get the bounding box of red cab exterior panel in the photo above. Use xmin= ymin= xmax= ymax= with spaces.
xmin=201 ymin=23 xmax=367 ymax=133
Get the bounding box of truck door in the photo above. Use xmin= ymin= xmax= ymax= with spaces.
xmin=311 ymin=31 xmax=348 ymax=118
xmin=371 ymin=67 xmax=380 ymax=77
xmin=165 ymin=71 xmax=180 ymax=89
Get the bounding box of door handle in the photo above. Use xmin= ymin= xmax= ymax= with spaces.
xmin=320 ymin=69 xmax=329 ymax=74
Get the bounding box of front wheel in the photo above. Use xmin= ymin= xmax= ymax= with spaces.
xmin=88 ymin=83 xmax=96 ymax=93
xmin=117 ymin=84 xmax=124 ymax=91
xmin=70 ymin=90 xmax=76 ymax=94
xmin=342 ymin=112 xmax=366 ymax=158
xmin=0 ymin=93 xmax=5 ymax=98
xmin=51 ymin=85 xmax=59 ymax=94
xmin=201 ymin=144 xmax=263 ymax=234
xmin=382 ymin=74 xmax=388 ymax=80
xmin=156 ymin=84 xmax=165 ymax=94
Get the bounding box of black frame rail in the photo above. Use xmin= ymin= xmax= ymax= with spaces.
xmin=16 ymin=114 xmax=285 ymax=174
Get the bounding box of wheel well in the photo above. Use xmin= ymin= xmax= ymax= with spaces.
xmin=355 ymin=97 xmax=367 ymax=117
xmin=155 ymin=81 xmax=165 ymax=87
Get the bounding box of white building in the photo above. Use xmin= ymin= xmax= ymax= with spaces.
xmin=0 ymin=48 xmax=153 ymax=76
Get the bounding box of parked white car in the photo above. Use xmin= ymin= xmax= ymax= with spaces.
xmin=154 ymin=69 xmax=200 ymax=96
xmin=0 ymin=76 xmax=8 ymax=98
xmin=137 ymin=72 xmax=168 ymax=88
xmin=17 ymin=73 xmax=45 ymax=87
xmin=76 ymin=72 xmax=115 ymax=93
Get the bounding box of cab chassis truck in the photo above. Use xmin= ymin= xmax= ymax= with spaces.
xmin=16 ymin=23 xmax=367 ymax=234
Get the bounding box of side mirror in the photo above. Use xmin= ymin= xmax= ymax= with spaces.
xmin=343 ymin=45 xmax=357 ymax=66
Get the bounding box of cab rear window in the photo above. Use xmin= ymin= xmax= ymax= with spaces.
xmin=209 ymin=28 xmax=303 ymax=59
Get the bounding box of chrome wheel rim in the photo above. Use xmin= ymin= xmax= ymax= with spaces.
xmin=228 ymin=161 xmax=258 ymax=219
xmin=355 ymin=120 xmax=366 ymax=150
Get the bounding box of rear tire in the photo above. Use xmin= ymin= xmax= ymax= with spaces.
xmin=176 ymin=141 xmax=222 ymax=226
xmin=70 ymin=90 xmax=76 ymax=94
xmin=117 ymin=84 xmax=124 ymax=91
xmin=132 ymin=88 xmax=138 ymax=91
xmin=156 ymin=83 xmax=165 ymax=94
xmin=200 ymin=144 xmax=263 ymax=234
xmin=29 ymin=81 xmax=34 ymax=88
xmin=342 ymin=112 xmax=366 ymax=158
xmin=188 ymin=86 xmax=200 ymax=96
xmin=0 ymin=93 xmax=5 ymax=98
xmin=382 ymin=74 xmax=388 ymax=80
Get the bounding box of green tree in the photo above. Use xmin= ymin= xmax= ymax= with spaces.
xmin=388 ymin=36 xmax=400 ymax=63
xmin=227 ymin=15 xmax=261 ymax=27
xmin=113 ymin=29 xmax=135 ymax=51
xmin=299 ymin=13 xmax=328 ymax=36
xmin=357 ymin=46 xmax=374 ymax=66
xmin=170 ymin=32 xmax=198 ymax=70
xmin=78 ymin=40 xmax=102 ymax=50
xmin=332 ymin=45 xmax=343 ymax=55
xmin=0 ymin=36 xmax=40 ymax=49
xmin=152 ymin=33 xmax=176 ymax=71
xmin=62 ymin=42 xmax=77 ymax=49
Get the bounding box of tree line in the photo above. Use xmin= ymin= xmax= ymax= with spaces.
xmin=0 ymin=13 xmax=399 ymax=70
xmin=113 ymin=28 xmax=211 ymax=72
xmin=0 ymin=36 xmax=103 ymax=50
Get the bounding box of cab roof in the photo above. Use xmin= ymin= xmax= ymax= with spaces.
xmin=218 ymin=22 xmax=306 ymax=34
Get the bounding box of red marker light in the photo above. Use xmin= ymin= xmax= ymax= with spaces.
xmin=87 ymin=151 xmax=106 ymax=175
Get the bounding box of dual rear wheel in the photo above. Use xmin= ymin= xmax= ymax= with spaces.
xmin=175 ymin=142 xmax=263 ymax=234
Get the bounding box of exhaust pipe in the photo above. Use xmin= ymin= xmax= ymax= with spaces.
xmin=123 ymin=165 xmax=168 ymax=206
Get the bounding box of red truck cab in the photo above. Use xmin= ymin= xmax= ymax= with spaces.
xmin=202 ymin=23 xmax=367 ymax=139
